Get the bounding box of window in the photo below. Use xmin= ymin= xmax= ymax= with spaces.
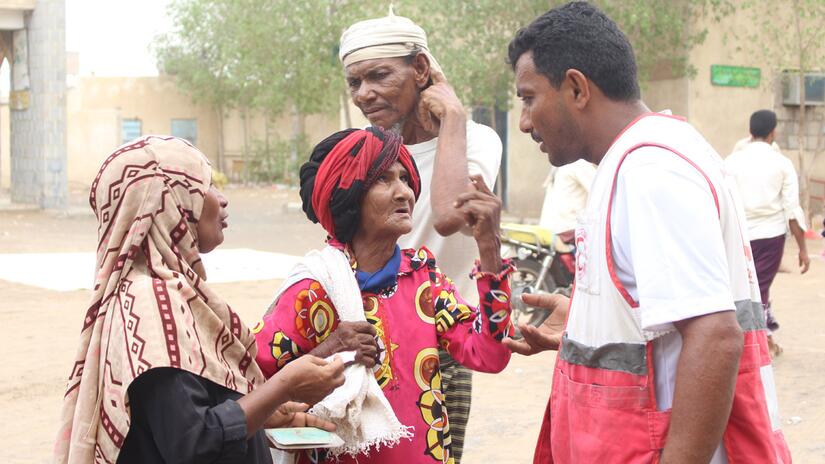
xmin=806 ymin=75 xmax=825 ymax=102
xmin=171 ymin=119 xmax=198 ymax=145
xmin=782 ymin=72 xmax=825 ymax=106
xmin=121 ymin=119 xmax=141 ymax=144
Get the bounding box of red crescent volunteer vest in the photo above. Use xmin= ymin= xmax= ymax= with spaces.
xmin=534 ymin=113 xmax=792 ymax=464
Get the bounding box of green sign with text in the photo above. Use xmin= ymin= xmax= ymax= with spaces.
xmin=711 ymin=65 xmax=761 ymax=88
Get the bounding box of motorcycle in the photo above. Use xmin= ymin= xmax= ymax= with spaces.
xmin=500 ymin=223 xmax=575 ymax=338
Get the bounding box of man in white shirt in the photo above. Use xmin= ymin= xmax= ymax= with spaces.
xmin=503 ymin=3 xmax=790 ymax=463
xmin=725 ymin=109 xmax=810 ymax=353
xmin=539 ymin=159 xmax=596 ymax=237
xmin=338 ymin=13 xmax=502 ymax=463
xmin=731 ymin=135 xmax=781 ymax=154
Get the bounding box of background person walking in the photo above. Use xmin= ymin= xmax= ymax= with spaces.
xmin=725 ymin=109 xmax=810 ymax=357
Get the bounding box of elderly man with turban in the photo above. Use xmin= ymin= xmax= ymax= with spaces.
xmin=336 ymin=12 xmax=503 ymax=461
xmin=254 ymin=127 xmax=513 ymax=463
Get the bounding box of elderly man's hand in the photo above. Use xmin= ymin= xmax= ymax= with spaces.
xmin=417 ymin=70 xmax=465 ymax=136
xmin=503 ymin=293 xmax=569 ymax=356
xmin=309 ymin=321 xmax=379 ymax=368
xmin=455 ymin=175 xmax=502 ymax=272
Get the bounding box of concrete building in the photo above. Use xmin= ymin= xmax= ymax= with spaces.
xmin=65 ymin=76 xmax=220 ymax=187
xmin=0 ymin=0 xmax=68 ymax=209
xmin=60 ymin=75 xmax=342 ymax=188
xmin=4 ymin=0 xmax=823 ymax=219
xmin=20 ymin=57 xmax=825 ymax=218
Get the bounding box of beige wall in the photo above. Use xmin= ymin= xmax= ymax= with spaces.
xmin=504 ymin=104 xmax=551 ymax=218
xmin=63 ymin=76 xmax=369 ymax=189
xmin=685 ymin=11 xmax=777 ymax=157
xmin=685 ymin=4 xmax=825 ymax=212
xmin=65 ymin=76 xmax=355 ymax=188
xmin=67 ymin=76 xmax=219 ymax=186
xmin=221 ymin=107 xmax=343 ymax=177
xmin=642 ymin=77 xmax=690 ymax=119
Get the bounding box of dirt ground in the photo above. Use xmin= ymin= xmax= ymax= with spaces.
xmin=1 ymin=187 xmax=823 ymax=463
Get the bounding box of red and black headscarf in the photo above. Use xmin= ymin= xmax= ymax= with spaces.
xmin=299 ymin=126 xmax=421 ymax=244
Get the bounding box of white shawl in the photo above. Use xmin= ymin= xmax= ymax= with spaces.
xmin=271 ymin=246 xmax=412 ymax=460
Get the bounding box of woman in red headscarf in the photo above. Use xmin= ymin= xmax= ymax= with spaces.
xmin=253 ymin=127 xmax=513 ymax=464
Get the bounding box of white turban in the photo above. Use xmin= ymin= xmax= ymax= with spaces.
xmin=339 ymin=10 xmax=443 ymax=75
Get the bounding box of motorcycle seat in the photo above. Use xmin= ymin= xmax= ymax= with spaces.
xmin=501 ymin=223 xmax=575 ymax=254
xmin=502 ymin=223 xmax=553 ymax=245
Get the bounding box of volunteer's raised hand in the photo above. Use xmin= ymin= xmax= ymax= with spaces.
xmin=504 ymin=293 xmax=569 ymax=355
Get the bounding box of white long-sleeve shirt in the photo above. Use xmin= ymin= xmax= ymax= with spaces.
xmin=398 ymin=120 xmax=501 ymax=304
xmin=725 ymin=141 xmax=807 ymax=240
xmin=730 ymin=136 xmax=781 ymax=155
xmin=539 ymin=159 xmax=596 ymax=233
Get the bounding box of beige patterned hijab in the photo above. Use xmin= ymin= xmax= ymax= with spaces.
xmin=54 ymin=136 xmax=264 ymax=463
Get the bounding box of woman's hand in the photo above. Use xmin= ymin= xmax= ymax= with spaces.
xmin=309 ymin=321 xmax=379 ymax=368
xmin=236 ymin=355 xmax=344 ymax=438
xmin=278 ymin=355 xmax=345 ymax=405
xmin=454 ymin=174 xmax=502 ymax=272
xmin=264 ymin=401 xmax=337 ymax=432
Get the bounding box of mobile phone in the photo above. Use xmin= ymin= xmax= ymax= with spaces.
xmin=265 ymin=427 xmax=344 ymax=450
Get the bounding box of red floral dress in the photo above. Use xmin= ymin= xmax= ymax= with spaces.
xmin=253 ymin=247 xmax=513 ymax=464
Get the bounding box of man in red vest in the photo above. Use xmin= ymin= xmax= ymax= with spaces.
xmin=503 ymin=2 xmax=791 ymax=463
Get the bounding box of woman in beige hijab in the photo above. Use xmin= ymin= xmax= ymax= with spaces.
xmin=55 ymin=136 xmax=345 ymax=463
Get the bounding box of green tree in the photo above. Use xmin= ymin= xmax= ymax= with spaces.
xmin=153 ymin=0 xmax=248 ymax=171
xmin=155 ymin=0 xmax=728 ymax=182
xmin=601 ymin=0 xmax=721 ymax=82
xmin=155 ymin=0 xmax=349 ymax=180
xmin=239 ymin=0 xmax=350 ymax=182
xmin=343 ymin=1 xmax=723 ymax=115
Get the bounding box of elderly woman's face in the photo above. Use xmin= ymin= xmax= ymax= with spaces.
xmin=197 ymin=185 xmax=228 ymax=253
xmin=359 ymin=161 xmax=416 ymax=238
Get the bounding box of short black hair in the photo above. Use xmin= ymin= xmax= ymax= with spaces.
xmin=508 ymin=1 xmax=640 ymax=101
xmin=749 ymin=110 xmax=777 ymax=138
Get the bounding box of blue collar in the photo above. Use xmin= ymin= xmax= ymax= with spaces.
xmin=355 ymin=246 xmax=401 ymax=293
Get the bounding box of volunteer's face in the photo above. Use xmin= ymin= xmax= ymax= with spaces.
xmin=515 ymin=51 xmax=582 ymax=167
xmin=346 ymin=57 xmax=420 ymax=130
xmin=358 ymin=161 xmax=416 ymax=239
xmin=197 ymin=185 xmax=228 ymax=253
